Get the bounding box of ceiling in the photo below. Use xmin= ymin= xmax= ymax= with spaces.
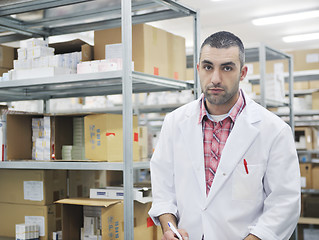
xmin=149 ymin=0 xmax=319 ymax=53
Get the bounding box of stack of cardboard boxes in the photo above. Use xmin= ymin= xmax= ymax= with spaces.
xmin=0 ymin=169 xmax=67 ymax=240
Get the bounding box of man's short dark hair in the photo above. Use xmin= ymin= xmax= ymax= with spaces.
xmin=200 ymin=31 xmax=245 ymax=68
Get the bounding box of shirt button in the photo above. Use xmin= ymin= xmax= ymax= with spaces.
xmin=223 ymin=173 xmax=226 ymax=176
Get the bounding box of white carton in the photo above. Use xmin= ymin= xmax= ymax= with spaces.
xmin=90 ymin=187 xmax=152 ymax=203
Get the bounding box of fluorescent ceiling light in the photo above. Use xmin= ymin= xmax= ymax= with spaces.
xmin=283 ymin=32 xmax=319 ymax=43
xmin=252 ymin=10 xmax=319 ymax=25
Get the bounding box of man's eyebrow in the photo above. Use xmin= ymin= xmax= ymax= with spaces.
xmin=201 ymin=60 xmax=213 ymax=65
xmin=221 ymin=61 xmax=236 ymax=66
xmin=201 ymin=60 xmax=236 ymax=66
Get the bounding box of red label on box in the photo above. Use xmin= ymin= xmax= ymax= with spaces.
xmin=106 ymin=132 xmax=116 ymax=137
xmin=147 ymin=217 xmax=155 ymax=227
xmin=134 ymin=132 xmax=138 ymax=142
xmin=154 ymin=67 xmax=159 ymax=76
xmin=174 ymin=72 xmax=179 ymax=80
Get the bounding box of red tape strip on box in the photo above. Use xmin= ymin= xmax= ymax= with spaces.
xmin=134 ymin=132 xmax=138 ymax=142
xmin=106 ymin=132 xmax=116 ymax=137
xmin=147 ymin=217 xmax=155 ymax=228
xmin=154 ymin=67 xmax=159 ymax=76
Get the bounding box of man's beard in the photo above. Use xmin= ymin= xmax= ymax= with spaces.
xmin=204 ymin=83 xmax=239 ymax=106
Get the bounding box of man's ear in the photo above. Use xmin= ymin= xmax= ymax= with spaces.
xmin=240 ymin=65 xmax=248 ymax=81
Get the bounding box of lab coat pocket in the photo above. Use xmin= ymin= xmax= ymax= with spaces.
xmin=232 ymin=164 xmax=263 ymax=201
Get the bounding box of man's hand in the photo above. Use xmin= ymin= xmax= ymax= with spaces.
xmin=244 ymin=234 xmax=261 ymax=240
xmin=162 ymin=228 xmax=189 ymax=240
xmin=159 ymin=213 xmax=189 ymax=240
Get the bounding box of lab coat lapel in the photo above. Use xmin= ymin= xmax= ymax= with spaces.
xmin=206 ymin=98 xmax=261 ymax=204
xmin=179 ymin=100 xmax=206 ymax=198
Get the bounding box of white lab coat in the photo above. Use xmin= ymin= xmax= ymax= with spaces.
xmin=149 ymin=92 xmax=301 ymax=240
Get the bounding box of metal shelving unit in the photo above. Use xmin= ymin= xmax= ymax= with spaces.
xmin=245 ymin=43 xmax=294 ymax=131
xmin=0 ymin=71 xmax=194 ymax=101
xmin=0 ymin=1 xmax=199 ymax=239
xmin=0 ymin=160 xmax=150 ymax=170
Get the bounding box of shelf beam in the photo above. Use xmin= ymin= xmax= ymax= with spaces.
xmin=0 ymin=0 xmax=94 ymax=17
xmin=0 ymin=161 xmax=150 ymax=171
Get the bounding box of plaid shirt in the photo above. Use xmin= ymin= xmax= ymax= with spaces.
xmin=199 ymin=90 xmax=246 ymax=195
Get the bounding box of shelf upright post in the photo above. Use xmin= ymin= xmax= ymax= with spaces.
xmin=121 ymin=0 xmax=134 ymax=239
xmin=288 ymin=55 xmax=295 ymax=133
xmin=193 ymin=10 xmax=201 ymax=99
xmin=259 ymin=43 xmax=266 ymax=108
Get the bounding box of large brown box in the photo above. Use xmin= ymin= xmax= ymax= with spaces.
xmin=312 ymin=166 xmax=319 ymax=190
xmin=56 ymin=198 xmax=156 ymax=240
xmin=0 ymin=44 xmax=14 ymax=69
xmin=68 ymin=170 xmax=109 ymax=198
xmin=6 ymin=113 xmax=83 ymax=161
xmin=0 ymin=202 xmax=61 ymax=240
xmin=0 ymin=169 xmax=67 ymax=205
xmin=304 ymin=196 xmax=319 ymax=218
xmin=94 ymin=24 xmax=170 ymax=78
xmin=287 ymin=48 xmax=319 ymax=71
xmin=300 ymin=163 xmax=312 ymax=189
xmin=6 ymin=113 xmax=42 ymax=161
xmin=312 ymin=92 xmax=319 ymax=110
xmin=84 ymin=113 xmax=139 ymax=162
xmin=167 ymin=32 xmax=186 ymax=80
xmin=309 ymin=80 xmax=319 ymax=89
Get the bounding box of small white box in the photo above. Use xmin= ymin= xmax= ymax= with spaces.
xmin=17 ymin=48 xmax=27 ymax=60
xmin=90 ymin=187 xmax=152 ymax=203
xmin=13 ymin=67 xmax=72 ymax=80
xmin=27 ymin=46 xmax=54 ymax=59
xmin=105 ymin=43 xmax=122 ymax=59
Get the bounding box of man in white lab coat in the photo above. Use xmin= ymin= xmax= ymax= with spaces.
xmin=148 ymin=31 xmax=301 ymax=240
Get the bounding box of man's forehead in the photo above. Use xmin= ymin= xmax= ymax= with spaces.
xmin=200 ymin=45 xmax=240 ymax=63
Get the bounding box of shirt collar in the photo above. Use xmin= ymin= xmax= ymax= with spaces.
xmin=198 ymin=89 xmax=246 ymax=124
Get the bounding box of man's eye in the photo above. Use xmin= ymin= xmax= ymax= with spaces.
xmin=224 ymin=66 xmax=232 ymax=71
xmin=204 ymin=65 xmax=212 ymax=70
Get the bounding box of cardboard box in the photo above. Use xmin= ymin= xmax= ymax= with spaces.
xmin=82 ymin=44 xmax=94 ymax=62
xmin=309 ymin=80 xmax=319 ymax=89
xmin=304 ymin=196 xmax=319 ymax=218
xmin=0 ymin=44 xmax=15 ymax=69
xmin=94 ymin=24 xmax=169 ymax=78
xmin=84 ymin=114 xmax=139 ymax=162
xmin=287 ymin=48 xmax=319 ymax=71
xmin=312 ymin=166 xmax=319 ymax=190
xmin=7 ymin=113 xmax=44 ymax=160
xmin=0 ymin=202 xmax=61 ymax=240
xmin=138 ymin=126 xmax=149 ymax=160
xmin=284 ymin=81 xmax=310 ymax=91
xmin=295 ymin=127 xmax=313 ymax=150
xmin=312 ymin=92 xmax=319 ymax=110
xmin=0 ymin=169 xmax=67 ymax=205
xmin=69 ymin=170 xmax=108 ymax=198
xmin=167 ymin=32 xmax=186 ymax=80
xmin=186 ymin=68 xmax=194 ymax=81
xmin=56 ymin=198 xmax=156 ymax=240
xmin=300 ymin=163 xmax=312 ymax=189
xmin=0 ymin=66 xmax=10 ymax=76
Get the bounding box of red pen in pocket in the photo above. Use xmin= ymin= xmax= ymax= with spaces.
xmin=243 ymin=159 xmax=249 ymax=174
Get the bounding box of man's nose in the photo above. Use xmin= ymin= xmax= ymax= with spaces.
xmin=210 ymin=69 xmax=222 ymax=85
